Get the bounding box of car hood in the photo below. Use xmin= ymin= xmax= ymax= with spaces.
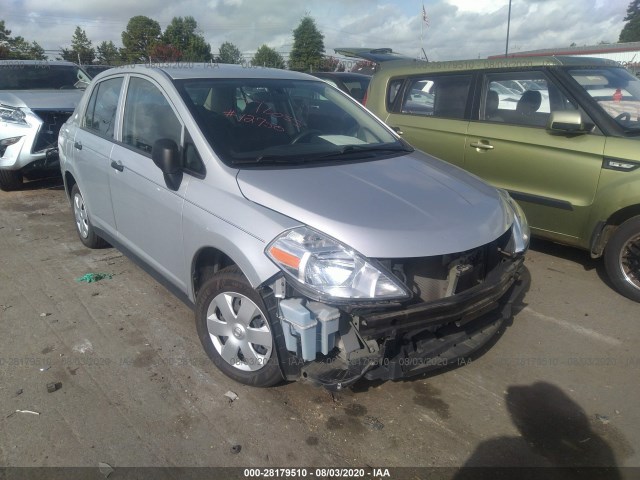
xmin=0 ymin=90 xmax=83 ymax=110
xmin=236 ymin=151 xmax=513 ymax=258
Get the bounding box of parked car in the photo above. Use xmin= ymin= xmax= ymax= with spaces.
xmin=309 ymin=72 xmax=371 ymax=103
xmin=344 ymin=50 xmax=640 ymax=302
xmin=83 ymin=65 xmax=114 ymax=77
xmin=0 ymin=60 xmax=91 ymax=190
xmin=59 ymin=64 xmax=528 ymax=389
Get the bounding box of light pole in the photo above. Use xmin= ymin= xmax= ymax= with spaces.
xmin=504 ymin=0 xmax=511 ymax=58
xmin=505 ymin=0 xmax=512 ymax=57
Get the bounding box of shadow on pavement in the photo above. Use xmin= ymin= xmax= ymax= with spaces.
xmin=22 ymin=174 xmax=65 ymax=191
xmin=453 ymin=381 xmax=627 ymax=480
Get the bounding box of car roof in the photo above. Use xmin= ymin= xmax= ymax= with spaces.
xmin=375 ymin=55 xmax=620 ymax=76
xmin=311 ymin=72 xmax=371 ymax=79
xmin=0 ymin=60 xmax=80 ymax=67
xmin=96 ymin=63 xmax=318 ymax=81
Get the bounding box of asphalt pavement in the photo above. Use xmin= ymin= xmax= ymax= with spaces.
xmin=0 ymin=178 xmax=638 ymax=477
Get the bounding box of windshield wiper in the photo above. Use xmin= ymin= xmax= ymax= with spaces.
xmin=231 ymin=154 xmax=292 ymax=165
xmin=312 ymin=144 xmax=413 ymax=160
xmin=231 ymin=144 xmax=412 ymax=166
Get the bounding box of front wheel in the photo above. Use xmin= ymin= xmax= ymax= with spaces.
xmin=604 ymin=216 xmax=640 ymax=302
xmin=195 ymin=266 xmax=283 ymax=387
xmin=0 ymin=169 xmax=23 ymax=191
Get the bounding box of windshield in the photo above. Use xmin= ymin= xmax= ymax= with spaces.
xmin=176 ymin=78 xmax=407 ymax=166
xmin=0 ymin=64 xmax=91 ymax=90
xmin=568 ymin=67 xmax=640 ymax=132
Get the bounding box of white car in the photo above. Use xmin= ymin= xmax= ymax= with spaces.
xmin=0 ymin=60 xmax=90 ymax=190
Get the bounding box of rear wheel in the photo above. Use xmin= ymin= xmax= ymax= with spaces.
xmin=604 ymin=216 xmax=640 ymax=302
xmin=71 ymin=184 xmax=107 ymax=248
xmin=0 ymin=169 xmax=23 ymax=191
xmin=195 ymin=266 xmax=283 ymax=387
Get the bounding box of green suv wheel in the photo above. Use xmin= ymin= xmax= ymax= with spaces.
xmin=605 ymin=216 xmax=640 ymax=302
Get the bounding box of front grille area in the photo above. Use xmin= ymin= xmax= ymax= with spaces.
xmin=379 ymin=228 xmax=513 ymax=303
xmin=31 ymin=110 xmax=73 ymax=153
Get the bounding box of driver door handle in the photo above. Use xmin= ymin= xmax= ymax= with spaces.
xmin=110 ymin=160 xmax=124 ymax=172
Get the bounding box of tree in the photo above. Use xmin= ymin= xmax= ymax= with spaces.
xmin=1 ymin=20 xmax=13 ymax=58
xmin=96 ymin=41 xmax=121 ymax=65
xmin=10 ymin=37 xmax=46 ymax=60
xmin=318 ymin=56 xmax=344 ymax=72
xmin=251 ymin=44 xmax=285 ymax=68
xmin=217 ymin=41 xmax=243 ymax=64
xmin=121 ymin=15 xmax=161 ymax=63
xmin=288 ymin=16 xmax=325 ymax=72
xmin=0 ymin=19 xmax=46 ymax=60
xmin=351 ymin=60 xmax=376 ymax=74
xmin=163 ymin=16 xmax=211 ymax=61
xmin=149 ymin=43 xmax=182 ymax=62
xmin=60 ymin=26 xmax=95 ymax=64
xmin=620 ymin=0 xmax=640 ymax=42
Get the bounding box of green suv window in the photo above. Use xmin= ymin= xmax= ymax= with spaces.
xmin=481 ymin=72 xmax=577 ymax=127
xmin=569 ymin=67 xmax=640 ymax=132
xmin=400 ymin=75 xmax=472 ymax=119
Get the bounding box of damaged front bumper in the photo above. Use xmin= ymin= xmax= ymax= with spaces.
xmin=269 ymin=256 xmax=526 ymax=390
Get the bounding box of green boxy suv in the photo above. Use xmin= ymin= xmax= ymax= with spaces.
xmin=352 ymin=53 xmax=640 ymax=302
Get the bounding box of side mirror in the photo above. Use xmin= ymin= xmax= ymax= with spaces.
xmin=152 ymin=139 xmax=182 ymax=190
xmin=546 ymin=111 xmax=593 ymax=135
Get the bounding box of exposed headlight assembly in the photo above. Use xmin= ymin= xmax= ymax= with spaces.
xmin=0 ymin=104 xmax=28 ymax=125
xmin=499 ymin=190 xmax=530 ymax=255
xmin=266 ymin=226 xmax=410 ymax=302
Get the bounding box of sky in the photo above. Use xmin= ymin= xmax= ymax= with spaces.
xmin=0 ymin=0 xmax=632 ymax=62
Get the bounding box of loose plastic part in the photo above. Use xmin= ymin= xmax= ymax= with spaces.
xmin=75 ymin=273 xmax=113 ymax=283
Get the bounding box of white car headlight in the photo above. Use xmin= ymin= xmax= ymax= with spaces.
xmin=500 ymin=190 xmax=530 ymax=254
xmin=0 ymin=104 xmax=28 ymax=125
xmin=266 ymin=226 xmax=410 ymax=302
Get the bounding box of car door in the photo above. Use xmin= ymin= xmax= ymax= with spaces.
xmin=464 ymin=70 xmax=606 ymax=244
xmin=71 ymin=76 xmax=124 ymax=236
xmin=108 ymin=75 xmax=190 ymax=292
xmin=385 ymin=73 xmax=473 ymax=168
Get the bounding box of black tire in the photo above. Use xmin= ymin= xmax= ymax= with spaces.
xmin=195 ymin=266 xmax=283 ymax=387
xmin=0 ymin=169 xmax=23 ymax=191
xmin=70 ymin=184 xmax=108 ymax=249
xmin=604 ymin=215 xmax=640 ymax=302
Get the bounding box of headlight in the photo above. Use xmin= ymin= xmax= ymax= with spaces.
xmin=0 ymin=104 xmax=28 ymax=125
xmin=499 ymin=190 xmax=530 ymax=254
xmin=266 ymin=226 xmax=410 ymax=302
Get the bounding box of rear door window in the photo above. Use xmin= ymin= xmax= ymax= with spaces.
xmin=83 ymin=77 xmax=123 ymax=138
xmin=400 ymin=75 xmax=472 ymax=119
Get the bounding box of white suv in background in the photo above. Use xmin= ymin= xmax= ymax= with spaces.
xmin=0 ymin=60 xmax=90 ymax=190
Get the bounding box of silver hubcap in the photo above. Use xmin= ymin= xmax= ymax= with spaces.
xmin=619 ymin=232 xmax=640 ymax=292
xmin=73 ymin=192 xmax=89 ymax=239
xmin=206 ymin=292 xmax=273 ymax=372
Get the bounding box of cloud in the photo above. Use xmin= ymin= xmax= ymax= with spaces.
xmin=0 ymin=0 xmax=629 ymax=61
